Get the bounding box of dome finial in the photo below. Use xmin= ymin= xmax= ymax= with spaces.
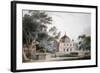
xmin=65 ymin=32 xmax=66 ymax=35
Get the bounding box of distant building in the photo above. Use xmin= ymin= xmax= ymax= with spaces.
xmin=59 ymin=33 xmax=77 ymax=53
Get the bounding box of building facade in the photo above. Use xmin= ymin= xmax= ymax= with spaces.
xmin=59 ymin=34 xmax=77 ymax=53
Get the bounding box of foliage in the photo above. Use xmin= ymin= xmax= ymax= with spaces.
xmin=23 ymin=10 xmax=60 ymax=52
xmin=78 ymin=34 xmax=91 ymax=51
xmin=23 ymin=10 xmax=52 ymax=45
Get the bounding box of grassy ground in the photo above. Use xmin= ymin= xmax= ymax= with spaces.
xmin=23 ymin=52 xmax=91 ymax=63
xmin=23 ymin=55 xmax=91 ymax=63
xmin=56 ymin=56 xmax=91 ymax=61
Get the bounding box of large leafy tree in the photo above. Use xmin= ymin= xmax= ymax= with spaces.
xmin=23 ymin=10 xmax=52 ymax=46
xmin=78 ymin=34 xmax=91 ymax=51
xmin=23 ymin=10 xmax=62 ymax=61
xmin=48 ymin=26 xmax=61 ymax=40
xmin=23 ymin=10 xmax=61 ymax=54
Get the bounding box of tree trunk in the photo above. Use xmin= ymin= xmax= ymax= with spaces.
xmin=22 ymin=48 xmax=30 ymax=62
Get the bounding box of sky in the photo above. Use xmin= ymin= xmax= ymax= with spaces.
xmin=23 ymin=10 xmax=91 ymax=41
xmin=47 ymin=11 xmax=91 ymax=41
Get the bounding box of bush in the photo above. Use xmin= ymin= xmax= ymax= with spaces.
xmin=59 ymin=54 xmax=77 ymax=57
xmin=70 ymin=52 xmax=78 ymax=56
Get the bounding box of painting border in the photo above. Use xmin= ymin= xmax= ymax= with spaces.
xmin=11 ymin=1 xmax=98 ymax=72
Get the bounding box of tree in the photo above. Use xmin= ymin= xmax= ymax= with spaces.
xmin=22 ymin=10 xmax=53 ymax=61
xmin=78 ymin=34 xmax=91 ymax=51
xmin=49 ymin=26 xmax=61 ymax=40
xmin=22 ymin=10 xmax=61 ymax=61
xmin=23 ymin=10 xmax=52 ymax=46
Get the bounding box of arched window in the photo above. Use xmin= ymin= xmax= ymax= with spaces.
xmin=67 ymin=48 xmax=69 ymax=52
xmin=64 ymin=48 xmax=66 ymax=52
xmin=70 ymin=48 xmax=72 ymax=51
xmin=67 ymin=44 xmax=69 ymax=46
xmin=70 ymin=44 xmax=72 ymax=46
